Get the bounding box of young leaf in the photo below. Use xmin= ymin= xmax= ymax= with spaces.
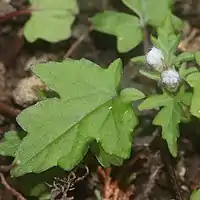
xmin=195 ymin=52 xmax=200 ymax=65
xmin=139 ymin=69 xmax=160 ymax=81
xmin=190 ymin=189 xmax=200 ymax=200
xmin=24 ymin=0 xmax=78 ymax=42
xmin=122 ymin=0 xmax=169 ymax=26
xmin=170 ymin=13 xmax=184 ymax=32
xmin=175 ymin=89 xmax=192 ymax=106
xmin=186 ymin=72 xmax=200 ymax=118
xmin=139 ymin=94 xmax=172 ymax=110
xmin=0 ymin=131 xmax=25 ymax=157
xmin=175 ymin=52 xmax=194 ymax=65
xmin=120 ymin=88 xmax=145 ymax=103
xmin=179 ymin=65 xmax=198 ymax=79
xmin=153 ymin=100 xmax=181 ymax=157
xmin=91 ymin=142 xmax=123 ymax=167
xmin=131 ymin=56 xmax=145 ymax=63
xmin=139 ymin=93 xmax=182 ymax=156
xmin=91 ymin=11 xmax=143 ymax=52
xmin=12 ymin=59 xmax=137 ymax=177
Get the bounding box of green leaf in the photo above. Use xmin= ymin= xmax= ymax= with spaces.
xmin=91 ymin=142 xmax=123 ymax=167
xmin=195 ymin=52 xmax=200 ymax=65
xmin=153 ymin=99 xmax=181 ymax=157
xmin=186 ymin=72 xmax=200 ymax=118
xmin=154 ymin=12 xmax=182 ymax=66
xmin=139 ymin=94 xmax=172 ymax=110
xmin=139 ymin=69 xmax=160 ymax=81
xmin=170 ymin=14 xmax=184 ymax=32
xmin=122 ymin=0 xmax=169 ymax=26
xmin=39 ymin=193 xmax=51 ymax=200
xmin=179 ymin=65 xmax=198 ymax=79
xmin=157 ymin=13 xmax=175 ymax=35
xmin=120 ymin=88 xmax=145 ymax=103
xmin=0 ymin=131 xmax=25 ymax=157
xmin=16 ymin=167 xmax=65 ymax=197
xmin=190 ymin=189 xmax=200 ymax=200
xmin=91 ymin=11 xmax=143 ymax=52
xmin=12 ymin=59 xmax=137 ymax=176
xmin=140 ymin=93 xmax=182 ymax=156
xmin=175 ymin=90 xmax=192 ymax=106
xmin=131 ymin=56 xmax=145 ymax=63
xmin=152 ymin=30 xmax=181 ymax=66
xmin=175 ymin=52 xmax=194 ymax=64
xmin=24 ymin=0 xmax=78 ymax=42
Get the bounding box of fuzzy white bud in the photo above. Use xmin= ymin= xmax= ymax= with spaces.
xmin=146 ymin=47 xmax=164 ymax=71
xmin=161 ymin=69 xmax=180 ymax=86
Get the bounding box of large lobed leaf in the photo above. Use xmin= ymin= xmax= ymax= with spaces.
xmin=24 ymin=0 xmax=78 ymax=42
xmin=12 ymin=59 xmax=143 ymax=176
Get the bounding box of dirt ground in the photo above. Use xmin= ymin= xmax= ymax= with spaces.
xmin=0 ymin=0 xmax=200 ymax=200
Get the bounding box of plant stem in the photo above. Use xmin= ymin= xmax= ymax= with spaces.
xmin=143 ymin=25 xmax=149 ymax=54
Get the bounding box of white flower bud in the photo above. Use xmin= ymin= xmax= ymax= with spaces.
xmin=146 ymin=47 xmax=164 ymax=71
xmin=161 ymin=69 xmax=180 ymax=86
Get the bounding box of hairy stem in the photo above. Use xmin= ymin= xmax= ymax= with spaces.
xmin=143 ymin=25 xmax=149 ymax=54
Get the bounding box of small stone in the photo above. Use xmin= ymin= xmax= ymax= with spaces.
xmin=12 ymin=76 xmax=46 ymax=107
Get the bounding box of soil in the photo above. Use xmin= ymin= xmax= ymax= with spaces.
xmin=0 ymin=0 xmax=200 ymax=200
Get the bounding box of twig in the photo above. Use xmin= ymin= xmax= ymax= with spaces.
xmin=0 ymin=173 xmax=26 ymax=200
xmin=0 ymin=9 xmax=31 ymax=22
xmin=64 ymin=27 xmax=92 ymax=58
xmin=134 ymin=153 xmax=162 ymax=200
xmin=0 ymin=163 xmax=17 ymax=173
xmin=0 ymin=102 xmax=20 ymax=117
xmin=143 ymin=166 xmax=162 ymax=198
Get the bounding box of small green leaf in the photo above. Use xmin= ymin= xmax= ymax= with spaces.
xmin=195 ymin=52 xmax=200 ymax=65
xmin=139 ymin=94 xmax=172 ymax=110
xmin=186 ymin=72 xmax=200 ymax=118
xmin=179 ymin=65 xmax=198 ymax=79
xmin=139 ymin=69 xmax=160 ymax=81
xmin=122 ymin=0 xmax=169 ymax=26
xmin=176 ymin=92 xmax=192 ymax=106
xmin=190 ymin=189 xmax=200 ymax=200
xmin=91 ymin=142 xmax=123 ymax=167
xmin=24 ymin=0 xmax=78 ymax=42
xmin=175 ymin=52 xmax=194 ymax=64
xmin=140 ymin=93 xmax=182 ymax=156
xmin=157 ymin=13 xmax=175 ymax=35
xmin=16 ymin=167 xmax=64 ymax=197
xmin=153 ymin=99 xmax=181 ymax=157
xmin=131 ymin=56 xmax=145 ymax=63
xmin=120 ymin=88 xmax=145 ymax=103
xmin=12 ymin=59 xmax=137 ymax=176
xmin=91 ymin=11 xmax=143 ymax=52
xmin=154 ymin=13 xmax=182 ymax=66
xmin=0 ymin=131 xmax=25 ymax=157
xmin=170 ymin=14 xmax=184 ymax=32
